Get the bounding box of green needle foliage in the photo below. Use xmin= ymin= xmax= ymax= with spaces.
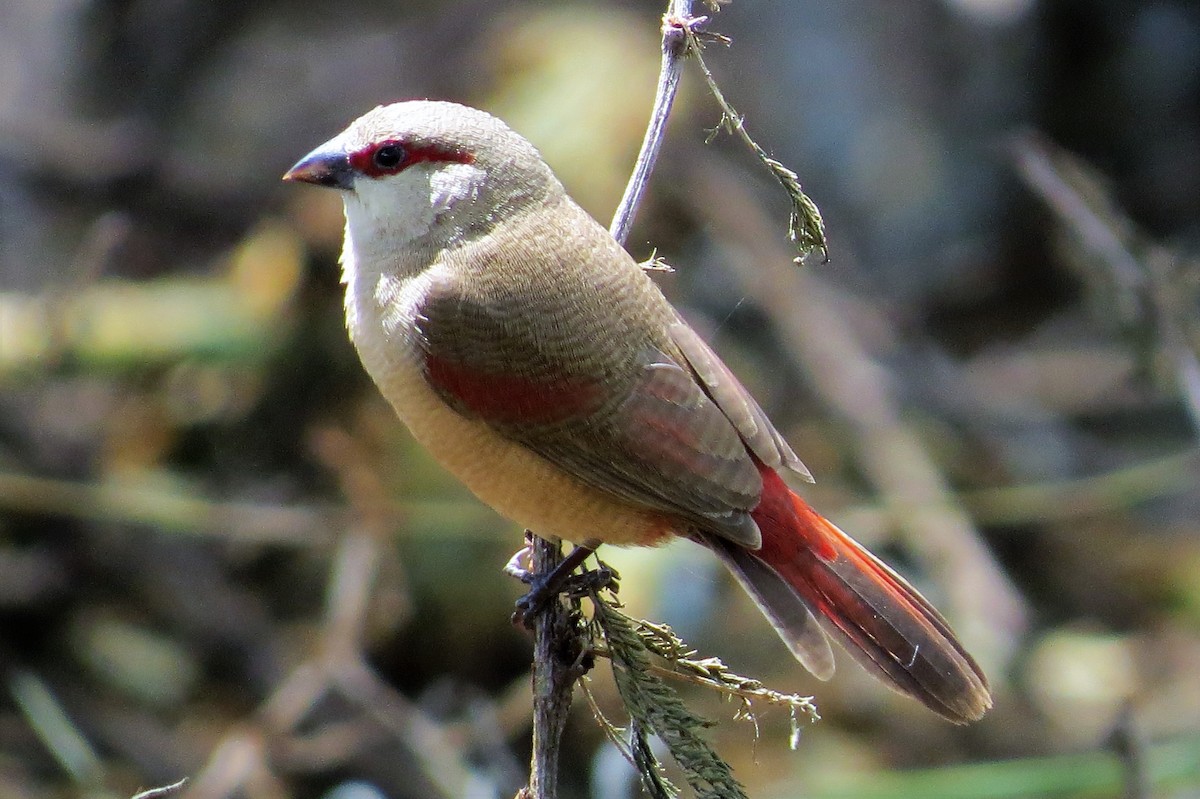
xmin=584 ymin=573 xmax=818 ymax=799
xmin=594 ymin=597 xmax=747 ymax=799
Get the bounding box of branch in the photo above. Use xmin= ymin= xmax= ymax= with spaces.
xmin=131 ymin=779 xmax=188 ymax=799
xmin=610 ymin=0 xmax=826 ymax=265
xmin=610 ymin=0 xmax=696 ymax=246
xmin=525 ymin=537 xmax=586 ymax=799
xmin=523 ymin=2 xmax=699 ymax=797
xmin=1011 ymin=133 xmax=1200 ymax=438
xmin=683 ymin=25 xmax=826 ymax=262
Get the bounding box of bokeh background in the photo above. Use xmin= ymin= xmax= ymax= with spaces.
xmin=3 ymin=0 xmax=1200 ymax=797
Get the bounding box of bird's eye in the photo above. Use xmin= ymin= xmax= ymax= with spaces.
xmin=372 ymin=143 xmax=406 ymax=171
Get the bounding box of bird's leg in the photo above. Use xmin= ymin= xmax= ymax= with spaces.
xmin=503 ymin=538 xmax=536 ymax=583
xmin=510 ymin=536 xmax=609 ymax=628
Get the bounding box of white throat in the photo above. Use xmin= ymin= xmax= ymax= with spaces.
xmin=338 ymin=162 xmax=484 ymax=382
xmin=342 ymin=161 xmax=486 ymax=260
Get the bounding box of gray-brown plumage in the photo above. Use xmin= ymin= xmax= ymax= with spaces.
xmin=284 ymin=100 xmax=992 ymax=723
xmin=416 ymin=194 xmax=802 ymax=547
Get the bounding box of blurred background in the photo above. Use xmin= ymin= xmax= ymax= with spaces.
xmin=2 ymin=0 xmax=1200 ymax=797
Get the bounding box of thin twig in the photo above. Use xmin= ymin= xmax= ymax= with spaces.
xmin=131 ymin=778 xmax=188 ymax=799
xmin=592 ymin=648 xmax=815 ymax=716
xmin=1011 ymin=133 xmax=1200 ymax=437
xmin=683 ymin=25 xmax=827 ymax=261
xmin=962 ymin=447 xmax=1200 ymax=524
xmin=0 ymin=469 xmax=336 ymax=546
xmin=8 ymin=668 xmax=104 ymax=784
xmin=524 ymin=1 xmax=701 ymax=796
xmin=332 ymin=660 xmax=475 ymax=799
xmin=610 ymin=0 xmax=695 ymax=245
xmin=1109 ymin=703 xmax=1150 ymax=799
xmin=1010 ymin=135 xmax=1146 ymax=308
xmin=526 ymin=536 xmax=582 ymax=799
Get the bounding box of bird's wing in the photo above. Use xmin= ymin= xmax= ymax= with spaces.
xmin=669 ymin=320 xmax=811 ymax=481
xmin=414 ymin=254 xmax=766 ymax=547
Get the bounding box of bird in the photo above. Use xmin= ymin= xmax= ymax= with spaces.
xmin=283 ymin=100 xmax=991 ymax=723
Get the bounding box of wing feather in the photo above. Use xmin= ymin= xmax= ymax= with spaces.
xmin=670 ymin=321 xmax=812 ymax=481
xmin=411 ymin=199 xmax=794 ymax=549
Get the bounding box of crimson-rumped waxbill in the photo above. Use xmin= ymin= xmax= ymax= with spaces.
xmin=284 ymin=101 xmax=991 ymax=723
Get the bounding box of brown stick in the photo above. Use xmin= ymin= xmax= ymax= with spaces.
xmin=610 ymin=0 xmax=696 ymax=244
xmin=526 ymin=536 xmax=571 ymax=799
xmin=524 ymin=1 xmax=696 ymax=796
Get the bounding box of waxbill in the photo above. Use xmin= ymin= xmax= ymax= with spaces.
xmin=284 ymin=100 xmax=991 ymax=723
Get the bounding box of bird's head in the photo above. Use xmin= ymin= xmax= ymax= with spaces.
xmin=284 ymin=101 xmax=561 ymax=253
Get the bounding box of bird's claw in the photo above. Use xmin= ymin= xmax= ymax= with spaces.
xmin=510 ymin=591 xmax=544 ymax=630
xmin=509 ymin=558 xmax=619 ymax=630
xmin=503 ymin=543 xmax=535 ymax=584
xmin=563 ymin=565 xmax=619 ymax=599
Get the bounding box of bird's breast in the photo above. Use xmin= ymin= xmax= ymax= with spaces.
xmin=342 ymin=257 xmax=676 ymax=548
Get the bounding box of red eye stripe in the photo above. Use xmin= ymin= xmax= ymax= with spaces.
xmin=348 ymin=140 xmax=476 ymax=178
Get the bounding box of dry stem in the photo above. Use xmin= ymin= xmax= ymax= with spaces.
xmin=524 ymin=1 xmax=697 ymax=797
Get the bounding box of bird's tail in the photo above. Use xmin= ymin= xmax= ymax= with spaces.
xmin=711 ymin=464 xmax=992 ymax=724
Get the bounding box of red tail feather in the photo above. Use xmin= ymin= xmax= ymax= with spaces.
xmin=737 ymin=463 xmax=992 ymax=723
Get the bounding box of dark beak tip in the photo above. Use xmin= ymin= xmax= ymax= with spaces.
xmin=281 ymin=161 xmax=322 ymax=186
xmin=282 ymin=150 xmax=354 ymax=190
xmin=281 ymin=164 xmax=315 ymax=184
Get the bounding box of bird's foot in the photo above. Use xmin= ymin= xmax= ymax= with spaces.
xmin=507 ymin=540 xmax=617 ymax=629
xmin=503 ymin=543 xmax=535 ymax=584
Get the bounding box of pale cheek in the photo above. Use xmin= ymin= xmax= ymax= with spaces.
xmin=429 ymin=163 xmax=484 ymax=218
xmin=345 ymin=175 xmax=438 ymax=248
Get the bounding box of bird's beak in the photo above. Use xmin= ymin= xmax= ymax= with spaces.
xmin=283 ymin=145 xmax=355 ymax=190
